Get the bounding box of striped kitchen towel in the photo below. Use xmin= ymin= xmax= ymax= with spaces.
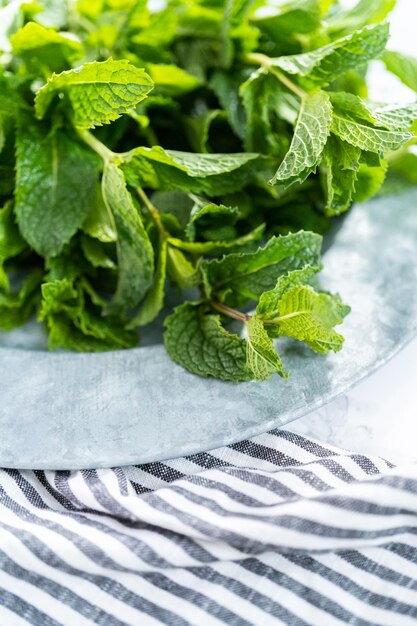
xmin=1 ymin=429 xmax=417 ymax=626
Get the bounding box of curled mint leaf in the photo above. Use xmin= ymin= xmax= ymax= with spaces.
xmin=101 ymin=163 xmax=154 ymax=316
xmin=246 ymin=315 xmax=287 ymax=381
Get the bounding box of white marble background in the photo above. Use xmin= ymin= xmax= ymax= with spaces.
xmin=287 ymin=0 xmax=417 ymax=464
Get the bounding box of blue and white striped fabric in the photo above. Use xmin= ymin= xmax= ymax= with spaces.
xmin=1 ymin=429 xmax=417 ymax=625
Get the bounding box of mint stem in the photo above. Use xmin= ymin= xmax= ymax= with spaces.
xmin=77 ymin=128 xmax=115 ymax=162
xmin=136 ymin=187 xmax=167 ymax=238
xmin=211 ymin=301 xmax=250 ymax=323
xmin=244 ymin=52 xmax=307 ymax=99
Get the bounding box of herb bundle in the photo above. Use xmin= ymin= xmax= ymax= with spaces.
xmin=0 ymin=0 xmax=416 ymax=382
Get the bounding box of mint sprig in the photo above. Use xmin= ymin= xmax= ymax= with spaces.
xmin=0 ymin=0 xmax=416 ymax=381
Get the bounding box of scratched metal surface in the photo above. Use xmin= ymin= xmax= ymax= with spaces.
xmin=0 ymin=189 xmax=416 ymax=469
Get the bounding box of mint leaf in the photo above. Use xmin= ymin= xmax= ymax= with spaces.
xmin=101 ymin=163 xmax=154 ymax=315
xmin=0 ymin=200 xmax=26 ymax=265
xmin=331 ymin=113 xmax=412 ymax=152
xmin=121 ymin=146 xmax=261 ymax=194
xmin=128 ymin=237 xmax=167 ymax=327
xmin=15 ymin=116 xmax=100 ymax=257
xmin=185 ymin=198 xmax=238 ymax=241
xmin=271 ymin=23 xmax=389 ymax=85
xmin=10 ymin=22 xmax=83 ymax=73
xmin=81 ymin=236 xmax=116 ymax=269
xmin=271 ymin=284 xmax=350 ymax=354
xmin=168 ymin=223 xmax=265 ymax=255
xmin=270 ymin=91 xmax=332 ymax=187
xmin=35 ymin=59 xmax=154 ymax=127
xmin=246 ymin=315 xmax=287 ymax=381
xmin=40 ymin=278 xmax=138 ymax=351
xmin=0 ymin=268 xmax=42 ymax=330
xmin=148 ymin=64 xmax=201 ymax=96
xmin=321 ymin=134 xmax=361 ymax=215
xmin=164 ymin=302 xmax=251 ymax=382
xmin=383 ymin=50 xmax=417 ymax=92
xmin=201 ymin=231 xmax=322 ymax=305
xmin=256 ymin=265 xmax=321 ymax=319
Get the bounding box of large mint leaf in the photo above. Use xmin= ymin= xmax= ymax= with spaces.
xmin=164 ymin=302 xmax=251 ymax=382
xmin=331 ymin=114 xmax=412 ymax=152
xmin=101 ymin=163 xmax=154 ymax=316
xmin=121 ymin=146 xmax=260 ymax=195
xmin=35 ymin=59 xmax=154 ymax=128
xmin=10 ymin=22 xmax=83 ymax=73
xmin=271 ymin=23 xmax=389 ymax=85
xmin=201 ymin=231 xmax=322 ymax=305
xmin=383 ymin=50 xmax=417 ymax=92
xmin=15 ymin=116 xmax=100 ymax=257
xmin=273 ymin=284 xmax=350 ymax=354
xmin=270 ymin=90 xmax=332 ymax=187
xmin=246 ymin=315 xmax=287 ymax=381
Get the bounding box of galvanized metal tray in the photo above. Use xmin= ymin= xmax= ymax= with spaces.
xmin=1 ymin=189 xmax=416 ymax=469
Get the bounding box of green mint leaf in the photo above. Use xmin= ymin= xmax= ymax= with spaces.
xmin=331 ymin=113 xmax=412 ymax=152
xmin=0 ymin=200 xmax=26 ymax=265
xmin=40 ymin=278 xmax=138 ymax=351
xmin=240 ymin=69 xmax=285 ymax=154
xmin=352 ymin=160 xmax=388 ymax=203
xmin=35 ymin=59 xmax=154 ymax=128
xmin=271 ymin=23 xmax=389 ymax=85
xmin=210 ymin=70 xmax=246 ymax=140
xmin=148 ymin=64 xmax=201 ymax=97
xmin=201 ymin=231 xmax=322 ymax=305
xmin=270 ymin=90 xmax=332 ymax=187
xmin=256 ymin=265 xmax=321 ymax=319
xmin=321 ymin=135 xmax=361 ymax=215
xmin=121 ymin=146 xmax=261 ymax=195
xmin=270 ymin=91 xmax=332 ymax=188
xmin=81 ymin=236 xmax=116 ymax=270
xmin=330 ymin=91 xmax=417 ymax=131
xmin=380 ymin=152 xmax=417 ymax=196
xmin=164 ymin=301 xmax=251 ymax=382
xmin=327 ymin=0 xmax=395 ymax=38
xmin=0 ymin=0 xmax=24 ymax=53
xmin=272 ymin=284 xmax=350 ymax=354
xmin=10 ymin=22 xmax=83 ymax=73
xmin=383 ymin=50 xmax=417 ymax=92
xmin=246 ymin=315 xmax=287 ymax=381
xmin=128 ymin=237 xmax=167 ymax=328
xmin=185 ymin=198 xmax=238 ymax=242
xmin=368 ymin=103 xmax=417 ymax=131
xmin=82 ymin=185 xmax=117 ymax=243
xmin=0 ymin=268 xmax=43 ymax=331
xmin=168 ymin=223 xmax=265 ymax=255
xmin=166 ymin=245 xmax=198 ymax=289
xmin=15 ymin=116 xmax=100 ymax=257
xmin=101 ymin=163 xmax=154 ymax=315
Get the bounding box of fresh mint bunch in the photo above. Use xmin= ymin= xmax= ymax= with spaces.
xmin=0 ymin=0 xmax=416 ymax=382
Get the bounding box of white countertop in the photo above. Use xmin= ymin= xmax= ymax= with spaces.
xmin=287 ymin=0 xmax=417 ymax=465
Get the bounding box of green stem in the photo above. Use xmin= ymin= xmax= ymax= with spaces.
xmin=244 ymin=52 xmax=307 ymax=99
xmin=136 ymin=187 xmax=167 ymax=238
xmin=77 ymin=128 xmax=115 ymax=162
xmin=211 ymin=301 xmax=250 ymax=323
